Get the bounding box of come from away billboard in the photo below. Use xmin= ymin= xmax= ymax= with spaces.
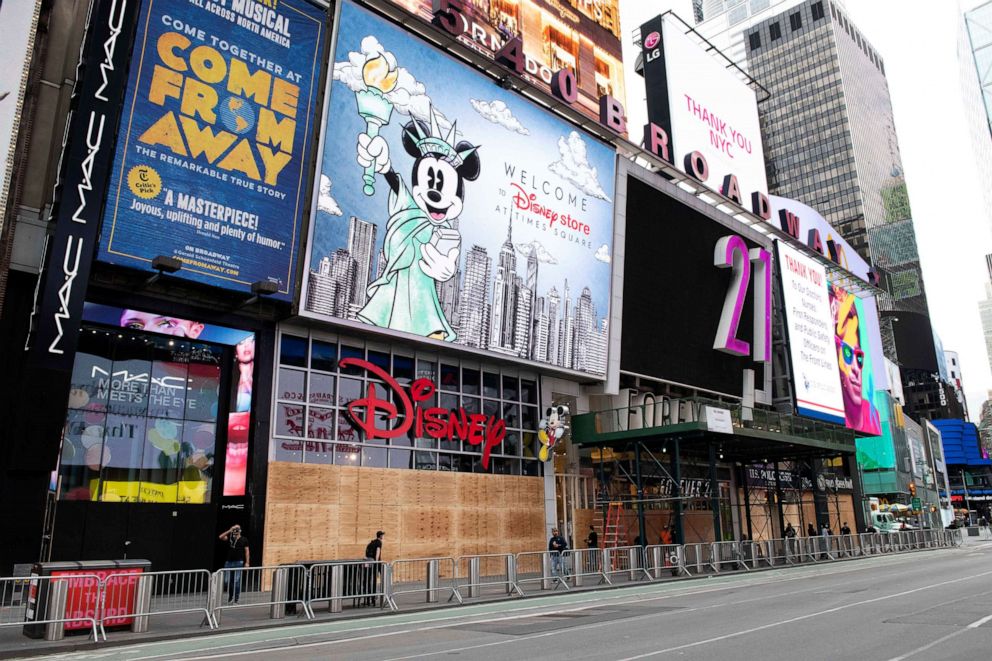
xmin=98 ymin=0 xmax=325 ymax=299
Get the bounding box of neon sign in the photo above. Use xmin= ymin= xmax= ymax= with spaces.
xmin=340 ymin=358 xmax=507 ymax=468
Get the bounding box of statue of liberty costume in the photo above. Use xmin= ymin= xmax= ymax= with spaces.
xmin=357 ymin=111 xmax=476 ymax=341
xmin=357 ymin=176 xmax=455 ymax=340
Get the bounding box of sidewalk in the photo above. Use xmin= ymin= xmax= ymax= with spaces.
xmin=0 ymin=540 xmax=963 ymax=660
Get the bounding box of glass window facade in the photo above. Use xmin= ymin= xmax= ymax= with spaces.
xmin=58 ymin=326 xmax=224 ymax=503
xmin=271 ymin=328 xmax=543 ymax=476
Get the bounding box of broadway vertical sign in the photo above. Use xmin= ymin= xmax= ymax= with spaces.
xmin=29 ymin=0 xmax=141 ymax=371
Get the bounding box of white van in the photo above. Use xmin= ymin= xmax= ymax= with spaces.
xmin=871 ymin=511 xmax=915 ymax=532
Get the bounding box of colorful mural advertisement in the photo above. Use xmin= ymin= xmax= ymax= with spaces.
xmin=829 ymin=283 xmax=882 ymax=435
xmin=301 ymin=0 xmax=616 ymax=377
xmin=98 ymin=0 xmax=325 ymax=299
xmin=56 ymin=303 xmax=254 ymax=503
xmin=386 ymin=0 xmax=625 ymax=125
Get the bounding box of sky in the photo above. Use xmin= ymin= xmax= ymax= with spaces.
xmin=621 ymin=0 xmax=992 ymax=420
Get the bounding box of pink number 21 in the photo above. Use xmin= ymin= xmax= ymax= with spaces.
xmin=713 ymin=235 xmax=771 ymax=363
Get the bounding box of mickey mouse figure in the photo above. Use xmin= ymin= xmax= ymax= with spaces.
xmin=538 ymin=404 xmax=570 ymax=462
xmin=356 ymin=106 xmax=481 ymax=341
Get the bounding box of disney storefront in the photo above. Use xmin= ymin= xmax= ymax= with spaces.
xmin=262 ymin=325 xmax=553 ymax=565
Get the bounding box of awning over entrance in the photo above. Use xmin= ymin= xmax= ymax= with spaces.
xmin=571 ymin=397 xmax=857 ymax=461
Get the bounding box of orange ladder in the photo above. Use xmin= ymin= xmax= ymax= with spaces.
xmin=604 ymin=501 xmax=625 ymax=550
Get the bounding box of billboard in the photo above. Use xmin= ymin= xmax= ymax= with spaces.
xmin=98 ymin=0 xmax=325 ymax=299
xmin=855 ymin=390 xmax=898 ymax=470
xmin=386 ymin=0 xmax=625 ymax=125
xmin=776 ymin=241 xmax=845 ymax=424
xmin=0 ymin=0 xmax=40 ymax=228
xmin=639 ymin=14 xmax=767 ymax=205
xmin=620 ymin=175 xmax=767 ymax=397
xmin=301 ymin=0 xmax=616 ymax=378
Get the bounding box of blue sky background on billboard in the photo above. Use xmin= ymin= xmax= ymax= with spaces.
xmin=98 ymin=0 xmax=323 ymax=299
xmin=304 ymin=0 xmax=615 ymax=376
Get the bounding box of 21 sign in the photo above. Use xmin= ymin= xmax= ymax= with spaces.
xmin=714 ymin=235 xmax=771 ymax=363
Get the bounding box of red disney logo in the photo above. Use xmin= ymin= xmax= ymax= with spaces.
xmin=341 ymin=358 xmax=506 ymax=469
xmin=510 ymin=182 xmax=591 ymax=235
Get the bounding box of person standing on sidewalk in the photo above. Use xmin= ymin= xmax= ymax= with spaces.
xmin=219 ymin=525 xmax=250 ymax=603
xmin=585 ymin=525 xmax=599 ymax=572
xmin=364 ymin=531 xmax=385 ymax=606
xmin=549 ymin=528 xmax=568 ymax=577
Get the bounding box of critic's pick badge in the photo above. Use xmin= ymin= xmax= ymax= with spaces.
xmin=127 ymin=165 xmax=162 ymax=200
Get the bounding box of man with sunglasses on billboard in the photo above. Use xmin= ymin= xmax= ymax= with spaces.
xmin=830 ymin=285 xmax=881 ymax=435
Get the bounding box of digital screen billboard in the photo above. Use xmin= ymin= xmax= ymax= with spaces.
xmin=385 ymin=0 xmax=625 ymax=126
xmin=856 ymin=390 xmax=898 ymax=470
xmin=98 ymin=0 xmax=325 ymax=299
xmin=620 ymin=176 xmax=766 ymax=397
xmin=777 ymin=241 xmax=846 ymax=424
xmin=640 ymin=14 xmax=767 ymax=204
xmin=301 ymin=0 xmax=616 ymax=378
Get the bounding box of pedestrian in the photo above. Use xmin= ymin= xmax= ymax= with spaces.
xmin=659 ymin=525 xmax=673 ymax=546
xmin=548 ymin=527 xmax=568 ymax=577
xmin=840 ymin=522 xmax=851 ymax=535
xmin=585 ymin=525 xmax=599 ymax=572
xmin=820 ymin=522 xmax=831 ymax=560
xmin=839 ymin=521 xmax=851 ymax=555
xmin=364 ymin=531 xmax=384 ymax=606
xmin=219 ymin=524 xmax=249 ymax=604
xmin=807 ymin=522 xmax=817 ymax=537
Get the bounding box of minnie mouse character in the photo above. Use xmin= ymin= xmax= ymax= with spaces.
xmin=356 ymin=106 xmax=481 ymax=341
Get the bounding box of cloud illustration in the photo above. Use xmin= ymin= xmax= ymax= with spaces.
xmin=549 ymin=131 xmax=611 ymax=201
xmin=470 ymin=99 xmax=529 ymax=135
xmin=594 ymin=244 xmax=611 ymax=264
xmin=317 ymin=174 xmax=342 ymax=216
xmin=515 ymin=240 xmax=558 ymax=265
xmin=334 ymin=36 xmax=452 ymax=132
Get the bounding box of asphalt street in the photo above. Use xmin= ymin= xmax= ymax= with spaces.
xmin=29 ymin=543 xmax=992 ymax=661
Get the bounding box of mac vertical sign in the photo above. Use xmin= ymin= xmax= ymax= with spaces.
xmin=30 ymin=0 xmax=141 ymax=371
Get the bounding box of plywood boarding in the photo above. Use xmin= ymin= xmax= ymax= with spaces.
xmin=263 ymin=462 xmax=546 ymax=564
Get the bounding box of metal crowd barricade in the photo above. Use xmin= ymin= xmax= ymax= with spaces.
xmin=683 ymin=543 xmax=717 ymax=574
xmin=562 ymin=548 xmax=609 ymax=587
xmin=767 ymin=538 xmax=790 ymax=566
xmin=2 ymin=574 xmax=102 ymax=641
xmin=389 ymin=557 xmax=462 ymax=605
xmin=102 ymin=569 xmax=215 ymax=635
xmin=514 ymin=551 xmax=569 ymax=592
xmin=712 ymin=541 xmax=747 ymax=572
xmin=454 ymin=554 xmax=521 ymax=599
xmin=644 ymin=544 xmax=688 ymax=578
xmin=306 ymin=560 xmax=395 ymax=614
xmin=603 ymin=546 xmax=651 ymax=582
xmin=212 ymin=564 xmax=312 ymax=624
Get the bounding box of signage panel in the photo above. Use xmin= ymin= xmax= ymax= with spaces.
xmin=777 ymin=241 xmax=845 ymax=424
xmin=30 ymin=0 xmax=142 ymax=371
xmin=639 ymin=14 xmax=767 ymax=206
xmin=386 ymin=0 xmax=626 ymax=126
xmin=98 ymin=0 xmax=326 ymax=299
xmin=301 ymin=0 xmax=616 ymax=377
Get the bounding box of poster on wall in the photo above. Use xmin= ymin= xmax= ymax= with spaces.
xmin=0 ymin=0 xmax=40 ymax=227
xmin=301 ymin=0 xmax=616 ymax=378
xmin=776 ymin=241 xmax=845 ymax=424
xmin=386 ymin=0 xmax=625 ymax=126
xmin=98 ymin=0 xmax=325 ymax=299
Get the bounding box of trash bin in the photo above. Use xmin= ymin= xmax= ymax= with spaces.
xmin=23 ymin=559 xmax=151 ymax=639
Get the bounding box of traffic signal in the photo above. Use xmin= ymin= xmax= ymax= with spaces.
xmin=909 ymin=482 xmax=917 ymax=497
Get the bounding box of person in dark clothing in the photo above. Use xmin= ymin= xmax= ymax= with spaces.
xmin=364 ymin=531 xmax=384 ymax=606
xmin=585 ymin=525 xmax=599 ymax=571
xmin=840 ymin=522 xmax=852 ymax=535
xmin=548 ymin=528 xmax=568 ymax=576
xmin=807 ymin=523 xmax=817 ymax=537
xmin=219 ymin=525 xmax=250 ymax=603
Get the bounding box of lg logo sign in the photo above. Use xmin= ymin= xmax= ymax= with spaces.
xmin=644 ymin=31 xmax=662 ymax=62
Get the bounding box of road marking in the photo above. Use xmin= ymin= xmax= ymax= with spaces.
xmin=885 ymin=611 xmax=992 ymax=661
xmin=612 ymin=568 xmax=992 ymax=660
